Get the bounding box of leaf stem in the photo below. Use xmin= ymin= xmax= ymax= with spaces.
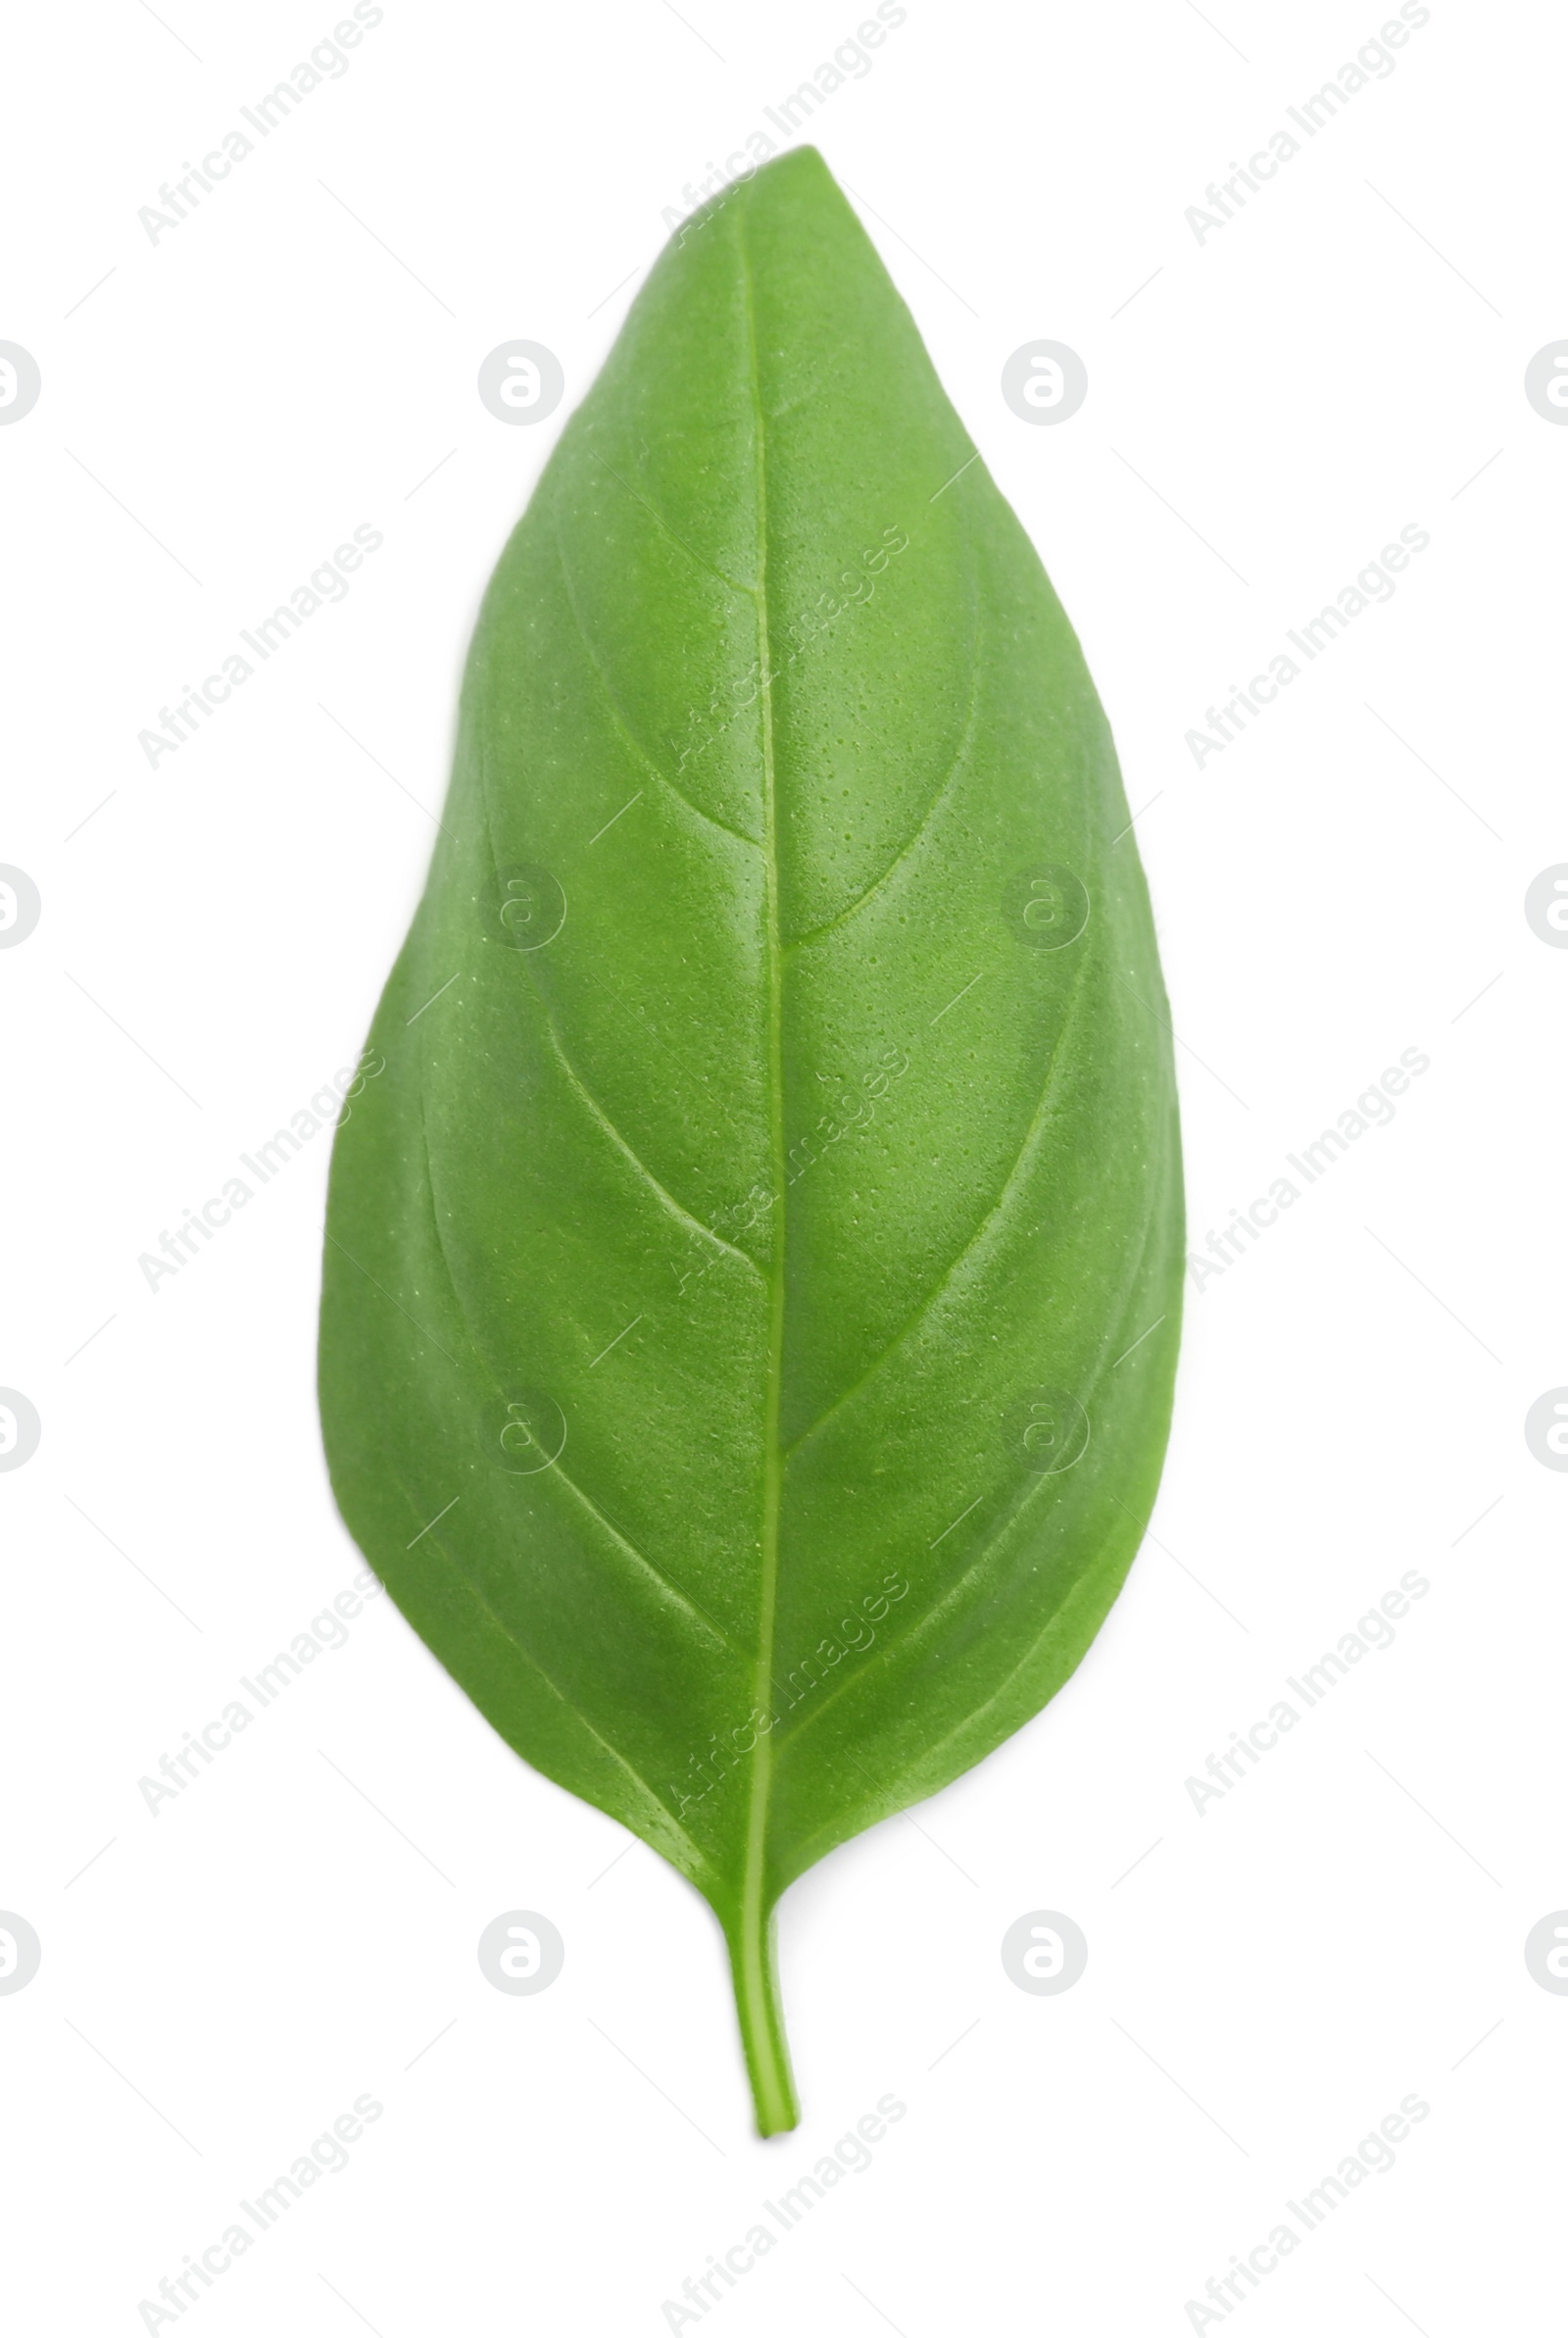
xmin=726 ymin=1904 xmax=799 ymax=2136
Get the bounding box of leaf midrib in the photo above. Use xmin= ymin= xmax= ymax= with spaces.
xmin=737 ymin=196 xmax=788 ymax=1936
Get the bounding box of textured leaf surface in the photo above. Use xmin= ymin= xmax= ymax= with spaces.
xmin=318 ymin=148 xmax=1183 ymax=2132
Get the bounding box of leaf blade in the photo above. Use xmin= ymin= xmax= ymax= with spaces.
xmin=318 ymin=148 xmax=1183 ymax=2134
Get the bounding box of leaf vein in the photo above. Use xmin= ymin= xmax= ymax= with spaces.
xmin=774 ymin=1167 xmax=1172 ymax=1762
xmin=553 ymin=523 xmax=762 ymax=850
xmin=585 ymin=443 xmax=758 ymax=601
xmin=416 ymin=1509 xmax=720 ymax=1882
xmin=416 ymin=1107 xmax=745 ymax=1654
xmin=541 ymin=1016 xmax=765 ymax=1281
xmin=784 ymin=933 xmax=1099 ymax=1459
xmin=786 ymin=621 xmax=984 ymax=955
xmin=466 ymin=780 xmax=764 ymax=1284
xmin=735 ymin=190 xmax=790 ymax=1975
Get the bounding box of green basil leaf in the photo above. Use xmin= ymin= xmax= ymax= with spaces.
xmin=318 ymin=147 xmax=1183 ymax=2134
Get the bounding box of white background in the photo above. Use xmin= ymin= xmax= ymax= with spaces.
xmin=3 ymin=1 xmax=1563 ymax=2330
